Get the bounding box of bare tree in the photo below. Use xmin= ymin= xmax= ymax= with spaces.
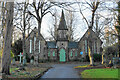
xmin=28 ymin=0 xmax=74 ymax=35
xmin=47 ymin=9 xmax=77 ymax=41
xmin=78 ymin=0 xmax=100 ymax=65
xmin=28 ymin=0 xmax=54 ymax=35
xmin=65 ymin=10 xmax=77 ymax=41
xmin=14 ymin=2 xmax=31 ymax=65
xmin=47 ymin=9 xmax=60 ymax=40
xmin=0 ymin=2 xmax=7 ymax=50
xmin=2 ymin=2 xmax=14 ymax=75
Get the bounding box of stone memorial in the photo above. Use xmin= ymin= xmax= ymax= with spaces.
xmin=18 ymin=52 xmax=23 ymax=64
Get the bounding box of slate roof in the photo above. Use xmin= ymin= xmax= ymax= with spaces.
xmin=57 ymin=10 xmax=68 ymax=30
xmin=68 ymin=42 xmax=78 ymax=48
xmin=47 ymin=41 xmax=56 ymax=48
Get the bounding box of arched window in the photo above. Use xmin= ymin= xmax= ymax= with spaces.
xmin=39 ymin=40 xmax=40 ymax=53
xmin=53 ymin=51 xmax=55 ymax=56
xmin=48 ymin=50 xmax=50 ymax=56
xmin=30 ymin=39 xmax=32 ymax=53
xmin=75 ymin=50 xmax=77 ymax=56
xmin=85 ymin=40 xmax=87 ymax=53
xmin=94 ymin=41 xmax=96 ymax=53
xmin=34 ymin=37 xmax=36 ymax=51
xmin=70 ymin=50 xmax=73 ymax=57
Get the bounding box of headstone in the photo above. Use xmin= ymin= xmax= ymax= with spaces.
xmin=23 ymin=56 xmax=26 ymax=65
xmin=113 ymin=57 xmax=120 ymax=68
xmin=30 ymin=59 xmax=34 ymax=64
xmin=12 ymin=58 xmax=15 ymax=65
xmin=18 ymin=52 xmax=23 ymax=63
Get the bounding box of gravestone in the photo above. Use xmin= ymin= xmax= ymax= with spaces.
xmin=113 ymin=57 xmax=120 ymax=68
xmin=18 ymin=52 xmax=23 ymax=64
xmin=12 ymin=58 xmax=16 ymax=65
xmin=30 ymin=59 xmax=34 ymax=64
xmin=23 ymin=56 xmax=27 ymax=65
xmin=30 ymin=56 xmax=34 ymax=64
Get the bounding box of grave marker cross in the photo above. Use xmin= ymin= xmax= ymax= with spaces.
xmin=18 ymin=52 xmax=23 ymax=63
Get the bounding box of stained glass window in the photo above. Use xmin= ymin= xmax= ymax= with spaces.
xmin=85 ymin=40 xmax=87 ymax=53
xmin=70 ymin=50 xmax=72 ymax=56
xmin=39 ymin=40 xmax=40 ymax=53
xmin=48 ymin=50 xmax=50 ymax=56
xmin=53 ymin=51 xmax=55 ymax=56
xmin=94 ymin=41 xmax=96 ymax=53
xmin=75 ymin=51 xmax=77 ymax=56
xmin=30 ymin=40 xmax=32 ymax=53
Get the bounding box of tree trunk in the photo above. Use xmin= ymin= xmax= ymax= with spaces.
xmin=1 ymin=2 xmax=6 ymax=50
xmin=118 ymin=35 xmax=120 ymax=65
xmin=2 ymin=2 xmax=14 ymax=75
xmin=118 ymin=35 xmax=120 ymax=58
xmin=101 ymin=52 xmax=105 ymax=64
xmin=23 ymin=2 xmax=27 ymax=65
xmin=88 ymin=34 xmax=94 ymax=66
xmin=22 ymin=32 xmax=26 ymax=65
xmin=38 ymin=20 xmax=41 ymax=35
xmin=88 ymin=46 xmax=94 ymax=65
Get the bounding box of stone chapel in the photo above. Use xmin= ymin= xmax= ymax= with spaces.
xmin=25 ymin=10 xmax=103 ymax=63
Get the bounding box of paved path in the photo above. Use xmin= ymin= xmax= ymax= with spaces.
xmin=38 ymin=64 xmax=82 ymax=79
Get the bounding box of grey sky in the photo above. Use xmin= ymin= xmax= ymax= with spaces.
xmin=0 ymin=0 xmax=117 ymax=42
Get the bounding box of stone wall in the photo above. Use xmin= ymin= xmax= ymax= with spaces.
xmin=47 ymin=48 xmax=57 ymax=61
xmin=25 ymin=28 xmax=46 ymax=62
xmin=78 ymin=29 xmax=103 ymax=58
xmin=68 ymin=48 xmax=80 ymax=60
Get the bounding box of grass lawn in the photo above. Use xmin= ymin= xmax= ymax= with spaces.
xmin=81 ymin=68 xmax=119 ymax=78
xmin=7 ymin=67 xmax=48 ymax=78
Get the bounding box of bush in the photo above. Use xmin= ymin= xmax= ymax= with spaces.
xmin=93 ymin=54 xmax=102 ymax=62
xmin=79 ymin=57 xmax=86 ymax=62
xmin=85 ymin=54 xmax=90 ymax=62
xmin=104 ymin=46 xmax=118 ymax=56
xmin=11 ymin=38 xmax=23 ymax=56
xmin=0 ymin=49 xmax=2 ymax=58
xmin=26 ymin=53 xmax=30 ymax=62
xmin=85 ymin=54 xmax=101 ymax=62
xmin=0 ymin=50 xmax=14 ymax=59
xmin=11 ymin=50 xmax=14 ymax=58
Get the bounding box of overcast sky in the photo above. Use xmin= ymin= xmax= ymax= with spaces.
xmin=39 ymin=1 xmax=116 ymax=41
xmin=0 ymin=0 xmax=117 ymax=42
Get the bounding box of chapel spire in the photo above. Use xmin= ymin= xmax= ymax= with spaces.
xmin=58 ymin=10 xmax=68 ymax=30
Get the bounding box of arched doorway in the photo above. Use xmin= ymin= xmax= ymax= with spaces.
xmin=59 ymin=48 xmax=66 ymax=62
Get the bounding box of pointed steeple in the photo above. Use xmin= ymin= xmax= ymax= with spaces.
xmin=58 ymin=10 xmax=68 ymax=30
